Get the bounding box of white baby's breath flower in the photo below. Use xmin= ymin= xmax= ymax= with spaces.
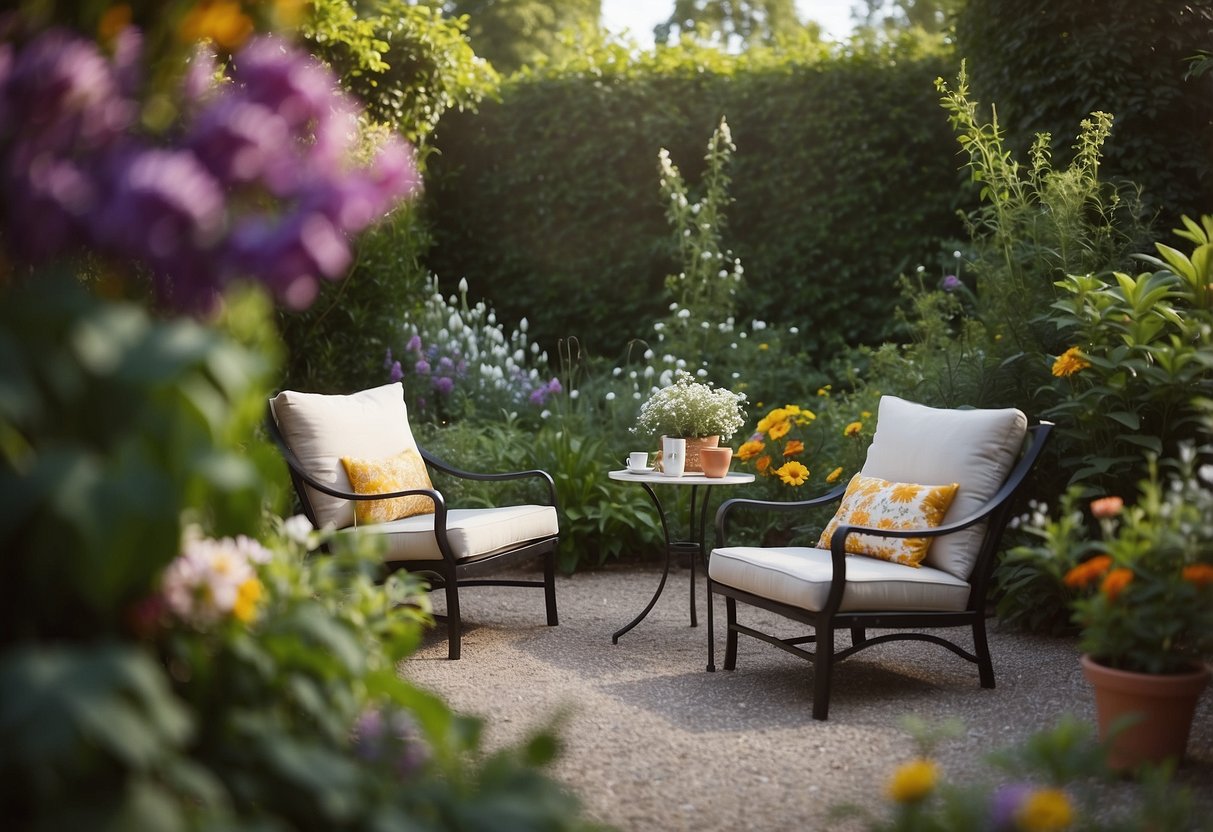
xmin=281 ymin=514 xmax=313 ymax=546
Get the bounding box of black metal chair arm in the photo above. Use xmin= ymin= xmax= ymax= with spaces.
xmin=420 ymin=448 xmax=558 ymax=507
xmin=715 ymin=484 xmax=848 ymax=547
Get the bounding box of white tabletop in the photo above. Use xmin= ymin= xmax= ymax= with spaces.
xmin=609 ymin=469 xmax=755 ymax=486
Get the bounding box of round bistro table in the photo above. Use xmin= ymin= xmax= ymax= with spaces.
xmin=607 ymin=469 xmax=754 ymax=643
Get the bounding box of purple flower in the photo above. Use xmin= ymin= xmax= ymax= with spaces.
xmin=406 ymin=334 xmax=422 ymax=353
xmin=988 ymin=783 xmax=1035 ymax=829
xmin=2 ymin=28 xmax=132 ymax=155
xmin=227 ymin=212 xmax=351 ymax=310
xmin=229 ymin=37 xmax=333 ymax=133
xmin=5 ymin=156 xmax=95 ymax=260
xmin=941 ymin=274 xmax=962 ymax=292
xmin=546 ymin=378 xmax=563 ymax=394
xmin=529 ymin=387 xmax=548 ymax=406
xmin=187 ymin=98 xmax=289 ymax=184
xmin=414 ymin=359 xmax=431 ymax=375
xmin=433 ymin=376 xmax=454 ymax=395
xmin=389 ymin=361 xmax=404 ymax=383
xmin=181 ymin=45 xmax=218 ymax=106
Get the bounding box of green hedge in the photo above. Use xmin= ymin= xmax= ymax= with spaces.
xmin=424 ymin=39 xmax=967 ymax=358
xmin=954 ymin=0 xmax=1213 ymax=227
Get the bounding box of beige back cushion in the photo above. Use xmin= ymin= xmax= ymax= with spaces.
xmin=270 ymin=383 xmax=422 ymax=529
xmin=860 ymin=396 xmax=1027 ymax=579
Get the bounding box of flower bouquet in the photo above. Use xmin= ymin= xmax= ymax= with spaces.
xmin=633 ymin=370 xmax=746 ymax=472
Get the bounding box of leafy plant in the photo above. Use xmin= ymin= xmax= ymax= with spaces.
xmin=836 ymin=717 xmax=1200 ymax=832
xmin=1042 ymin=216 xmax=1213 ymax=491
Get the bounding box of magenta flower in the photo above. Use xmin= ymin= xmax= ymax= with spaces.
xmin=941 ymin=274 xmax=962 ymax=292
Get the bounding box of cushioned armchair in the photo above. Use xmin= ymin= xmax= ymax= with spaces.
xmin=707 ymin=396 xmax=1052 ymax=720
xmin=267 ymin=383 xmax=559 ymax=659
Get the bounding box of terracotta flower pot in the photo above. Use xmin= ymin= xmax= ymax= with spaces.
xmin=1080 ymin=654 xmax=1211 ymax=771
xmin=700 ymin=446 xmax=733 ymax=478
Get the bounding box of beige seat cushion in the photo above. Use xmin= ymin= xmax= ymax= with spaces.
xmin=270 ymin=383 xmax=423 ymax=530
xmin=861 ymin=396 xmax=1027 ymax=579
xmin=343 ymin=505 xmax=559 ymax=563
xmin=709 ymin=546 xmax=971 ymax=613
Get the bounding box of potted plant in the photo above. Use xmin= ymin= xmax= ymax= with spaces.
xmin=1059 ymin=450 xmax=1213 ymax=771
xmin=634 ymin=370 xmax=747 ymax=472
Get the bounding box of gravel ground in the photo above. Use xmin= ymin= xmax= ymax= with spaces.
xmin=402 ymin=565 xmax=1213 ymax=831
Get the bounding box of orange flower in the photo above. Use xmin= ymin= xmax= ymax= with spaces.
xmin=1182 ymin=563 xmax=1213 ymax=589
xmin=98 ymin=4 xmax=132 ymax=42
xmin=1063 ymin=554 xmax=1112 ymax=588
xmin=1051 ymin=346 xmax=1091 ymax=378
xmin=755 ymin=455 xmax=771 ymax=473
xmin=768 ymin=420 xmax=791 ymax=440
xmin=1089 ymin=496 xmax=1123 ymax=519
xmin=844 ymin=421 xmax=863 ymax=437
xmin=1100 ymin=568 xmax=1133 ymax=601
xmin=737 ymin=439 xmax=765 ymax=461
xmin=782 ymin=439 xmax=804 ymax=457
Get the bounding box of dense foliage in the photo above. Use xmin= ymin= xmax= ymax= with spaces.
xmin=425 ymin=34 xmax=964 ymax=360
xmin=954 ymin=0 xmax=1213 ymax=226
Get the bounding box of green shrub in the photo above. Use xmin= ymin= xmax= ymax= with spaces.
xmin=425 ymin=34 xmax=964 ymax=359
xmin=955 ymin=0 xmax=1213 ymax=226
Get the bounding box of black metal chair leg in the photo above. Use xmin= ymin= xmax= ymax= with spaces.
xmin=851 ymin=627 xmax=867 ymax=646
xmin=974 ymin=616 xmax=995 ymax=688
xmin=706 ymin=578 xmax=716 ymax=672
xmin=445 ymin=573 xmax=462 ymax=660
xmin=544 ymin=548 xmax=559 ymax=626
xmin=723 ymin=596 xmax=738 ymax=671
xmin=812 ymin=623 xmax=834 ymax=721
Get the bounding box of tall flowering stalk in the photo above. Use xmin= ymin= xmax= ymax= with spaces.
xmin=656 ymin=117 xmax=746 ymax=370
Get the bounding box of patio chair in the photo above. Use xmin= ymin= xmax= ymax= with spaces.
xmin=707 ymin=396 xmax=1052 ymax=720
xmin=267 ymin=382 xmax=559 ymax=659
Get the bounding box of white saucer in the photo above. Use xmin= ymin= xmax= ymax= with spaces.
xmin=625 ymin=466 xmax=653 ymax=474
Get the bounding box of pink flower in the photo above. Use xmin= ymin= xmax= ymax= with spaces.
xmin=1090 ymin=496 xmax=1124 ymax=519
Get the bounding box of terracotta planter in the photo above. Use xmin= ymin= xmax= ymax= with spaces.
xmin=1080 ymin=654 xmax=1211 ymax=771
xmin=700 ymin=446 xmax=733 ymax=478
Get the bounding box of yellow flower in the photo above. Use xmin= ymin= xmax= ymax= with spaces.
xmin=98 ymin=4 xmax=132 ymax=42
xmin=757 ymin=407 xmax=790 ymax=434
xmin=1015 ymin=788 xmax=1074 ymax=832
xmin=768 ymin=419 xmax=791 ymax=440
xmin=178 ymin=0 xmax=255 ymax=49
xmin=861 ymin=410 xmax=871 ymax=419
xmin=758 ymin=343 xmax=769 ymax=351
xmin=826 ymin=466 xmax=843 ymax=483
xmin=775 ymin=461 xmax=809 ymax=486
xmin=737 ymin=439 xmax=765 ymax=461
xmin=784 ymin=404 xmax=801 ymax=415
xmin=1051 ymin=346 xmax=1091 ymax=378
xmin=885 ymin=758 xmax=938 ymax=804
xmin=782 ymin=439 xmax=804 ymax=457
xmin=844 ymin=421 xmax=863 ymax=437
xmin=232 ymin=577 xmax=264 ymax=623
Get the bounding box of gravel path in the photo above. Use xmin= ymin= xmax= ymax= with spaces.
xmin=402 ymin=566 xmax=1213 ymax=831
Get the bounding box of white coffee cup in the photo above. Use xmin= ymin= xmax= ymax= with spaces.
xmin=626 ymin=452 xmax=649 ymax=471
xmin=661 ymin=437 xmax=686 ymax=477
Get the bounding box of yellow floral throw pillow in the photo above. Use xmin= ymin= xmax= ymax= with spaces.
xmin=340 ymin=448 xmax=435 ymax=525
xmin=817 ymin=474 xmax=959 ymax=567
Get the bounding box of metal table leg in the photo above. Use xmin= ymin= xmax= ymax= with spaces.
xmin=613 ymin=483 xmax=712 ymax=643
